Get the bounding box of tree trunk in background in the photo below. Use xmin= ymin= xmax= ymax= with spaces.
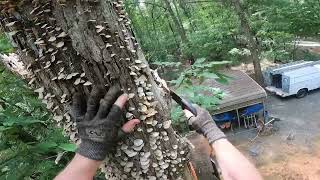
xmin=178 ymin=0 xmax=197 ymax=32
xmin=0 ymin=1 xmax=190 ymax=179
xmin=171 ymin=0 xmax=185 ymax=34
xmin=149 ymin=10 xmax=163 ymax=50
xmin=164 ymin=0 xmax=195 ymax=64
xmin=137 ymin=5 xmax=153 ymax=43
xmin=163 ymin=0 xmax=188 ymax=44
xmin=231 ymin=0 xmax=264 ymax=85
xmin=164 ymin=13 xmax=181 ymax=50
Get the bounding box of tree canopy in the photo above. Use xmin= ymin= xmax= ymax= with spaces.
xmin=125 ymin=0 xmax=320 ymax=65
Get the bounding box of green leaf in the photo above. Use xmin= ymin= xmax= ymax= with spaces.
xmin=199 ymin=72 xmax=219 ymax=79
xmin=194 ymin=58 xmax=206 ymax=65
xmin=35 ymin=142 xmax=58 ymax=152
xmin=2 ymin=117 xmax=45 ymax=127
xmin=58 ymin=143 xmax=76 ymax=152
xmin=152 ymin=61 xmax=181 ymax=67
xmin=169 ymin=73 xmax=185 ymax=86
xmin=0 ymin=126 xmax=12 ymax=132
xmin=215 ymin=77 xmax=229 ymax=84
xmin=215 ymin=73 xmax=232 ymax=85
xmin=14 ymin=102 xmax=31 ymax=112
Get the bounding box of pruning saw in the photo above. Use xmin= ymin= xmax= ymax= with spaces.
xmin=159 ymin=78 xmax=197 ymax=116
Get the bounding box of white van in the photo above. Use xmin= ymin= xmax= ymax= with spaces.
xmin=264 ymin=61 xmax=320 ymax=98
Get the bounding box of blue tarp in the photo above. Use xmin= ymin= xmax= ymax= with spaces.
xmin=241 ymin=103 xmax=264 ymax=116
xmin=213 ymin=112 xmax=236 ymax=122
xmin=213 ymin=103 xmax=264 ymax=123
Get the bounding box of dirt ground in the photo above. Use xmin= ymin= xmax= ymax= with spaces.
xmin=227 ymin=91 xmax=320 ymax=180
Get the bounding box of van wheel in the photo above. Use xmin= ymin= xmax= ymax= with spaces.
xmin=296 ymin=89 xmax=308 ymax=98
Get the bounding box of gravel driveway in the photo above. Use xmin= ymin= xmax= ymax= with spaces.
xmin=267 ymin=90 xmax=320 ymax=145
xmin=227 ymin=90 xmax=320 ymax=179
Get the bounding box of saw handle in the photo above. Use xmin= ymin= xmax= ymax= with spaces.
xmin=180 ymin=98 xmax=198 ymax=116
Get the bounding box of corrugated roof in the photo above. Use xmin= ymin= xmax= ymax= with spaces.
xmin=202 ymin=70 xmax=267 ymax=113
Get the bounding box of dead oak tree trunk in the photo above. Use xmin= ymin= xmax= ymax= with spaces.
xmin=0 ymin=0 xmax=191 ymax=179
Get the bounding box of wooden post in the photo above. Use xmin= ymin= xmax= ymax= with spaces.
xmin=236 ymin=109 xmax=241 ymax=129
xmin=263 ymin=101 xmax=266 ymax=124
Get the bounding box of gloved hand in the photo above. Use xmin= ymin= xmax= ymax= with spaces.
xmin=72 ymin=85 xmax=140 ymax=161
xmin=184 ymin=104 xmax=226 ymax=144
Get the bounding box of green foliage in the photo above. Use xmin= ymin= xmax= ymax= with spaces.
xmin=125 ymin=0 xmax=240 ymax=64
xmin=182 ymin=3 xmax=238 ymax=62
xmin=0 ymin=64 xmax=72 ymax=179
xmin=0 ymin=34 xmax=13 ymax=54
xmin=167 ymin=58 xmax=227 ymax=133
xmin=249 ymin=0 xmax=320 ymax=62
xmin=169 ymin=58 xmax=230 ymax=86
xmin=126 ymin=0 xmax=320 ymax=64
xmin=152 ymin=61 xmax=181 ymax=67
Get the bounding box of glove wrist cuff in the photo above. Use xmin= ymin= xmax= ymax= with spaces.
xmin=205 ymin=128 xmax=226 ymax=145
xmin=202 ymin=123 xmax=226 ymax=145
xmin=77 ymin=140 xmax=108 ymax=161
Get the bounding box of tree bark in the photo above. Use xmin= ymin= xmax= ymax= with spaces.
xmin=0 ymin=0 xmax=190 ymax=179
xmin=230 ymin=0 xmax=264 ymax=85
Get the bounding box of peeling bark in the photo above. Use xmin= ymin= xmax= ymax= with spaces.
xmin=0 ymin=0 xmax=190 ymax=179
xmin=0 ymin=53 xmax=29 ymax=77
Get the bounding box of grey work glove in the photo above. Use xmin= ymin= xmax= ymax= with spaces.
xmin=185 ymin=104 xmax=226 ymax=144
xmin=72 ymin=85 xmax=127 ymax=161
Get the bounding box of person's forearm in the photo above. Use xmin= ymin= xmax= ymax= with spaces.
xmin=55 ymin=154 xmax=102 ymax=180
xmin=212 ymin=139 xmax=262 ymax=180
